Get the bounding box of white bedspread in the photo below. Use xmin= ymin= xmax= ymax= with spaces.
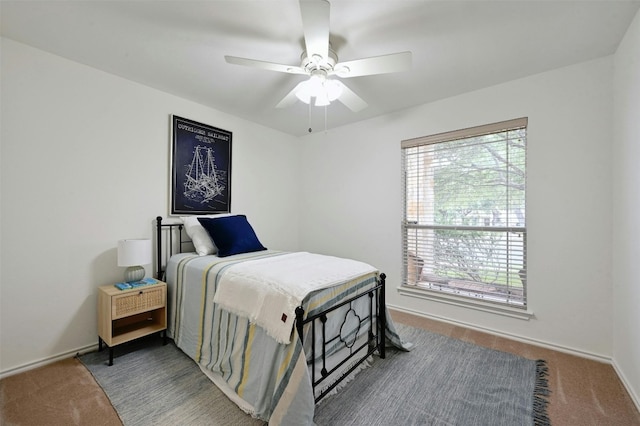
xmin=213 ymin=252 xmax=377 ymax=344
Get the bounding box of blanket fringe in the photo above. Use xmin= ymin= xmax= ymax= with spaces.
xmin=316 ymin=356 xmax=373 ymax=404
xmin=533 ymin=359 xmax=551 ymax=426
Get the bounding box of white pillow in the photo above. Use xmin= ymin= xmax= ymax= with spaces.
xmin=180 ymin=214 xmax=233 ymax=255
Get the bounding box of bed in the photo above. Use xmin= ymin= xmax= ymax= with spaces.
xmin=155 ymin=215 xmax=410 ymax=425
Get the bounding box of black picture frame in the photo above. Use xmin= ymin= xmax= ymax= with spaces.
xmin=170 ymin=115 xmax=232 ymax=215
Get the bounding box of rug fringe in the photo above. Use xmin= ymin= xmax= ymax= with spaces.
xmin=533 ymin=359 xmax=551 ymax=426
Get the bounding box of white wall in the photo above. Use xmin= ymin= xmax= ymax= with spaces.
xmin=300 ymin=57 xmax=614 ymax=359
xmin=612 ymin=9 xmax=640 ymax=409
xmin=0 ymin=38 xmax=300 ymax=374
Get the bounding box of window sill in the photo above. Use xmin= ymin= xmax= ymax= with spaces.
xmin=397 ymin=285 xmax=535 ymax=321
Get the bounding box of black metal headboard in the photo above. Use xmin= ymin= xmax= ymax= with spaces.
xmin=155 ymin=216 xmax=191 ymax=280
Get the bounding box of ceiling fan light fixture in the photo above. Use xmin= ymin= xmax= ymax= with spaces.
xmin=315 ymin=91 xmax=330 ymax=106
xmin=296 ymin=75 xmax=321 ymax=103
xmin=296 ymin=70 xmax=340 ymax=106
xmin=295 ymin=88 xmax=312 ymax=104
xmin=308 ymin=73 xmax=324 ymax=93
xmin=296 ymin=77 xmax=341 ymax=106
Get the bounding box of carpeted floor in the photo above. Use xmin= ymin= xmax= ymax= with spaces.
xmin=0 ymin=357 xmax=120 ymax=426
xmin=77 ymin=323 xmax=548 ymax=426
xmin=2 ymin=310 xmax=639 ymax=425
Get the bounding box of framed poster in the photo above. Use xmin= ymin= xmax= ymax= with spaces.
xmin=170 ymin=115 xmax=232 ymax=215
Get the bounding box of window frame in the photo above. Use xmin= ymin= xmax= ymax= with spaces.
xmin=400 ymin=118 xmax=530 ymax=317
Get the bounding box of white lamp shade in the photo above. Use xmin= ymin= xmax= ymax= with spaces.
xmin=314 ymin=88 xmax=329 ymax=106
xmin=117 ymin=239 xmax=152 ymax=267
xmin=295 ymin=85 xmax=312 ymax=104
xmin=325 ymin=79 xmax=343 ymax=101
xmin=295 ymin=75 xmax=343 ymax=107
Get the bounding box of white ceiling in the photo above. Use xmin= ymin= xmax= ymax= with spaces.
xmin=2 ymin=0 xmax=639 ymax=136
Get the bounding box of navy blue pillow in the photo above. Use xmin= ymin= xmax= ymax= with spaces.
xmin=197 ymin=215 xmax=266 ymax=257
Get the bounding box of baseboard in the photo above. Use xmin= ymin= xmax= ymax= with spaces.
xmin=387 ymin=303 xmax=612 ymax=364
xmin=611 ymin=359 xmax=640 ymax=414
xmin=0 ymin=343 xmax=98 ymax=380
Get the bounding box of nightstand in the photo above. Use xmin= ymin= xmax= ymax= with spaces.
xmin=97 ymin=280 xmax=167 ymax=365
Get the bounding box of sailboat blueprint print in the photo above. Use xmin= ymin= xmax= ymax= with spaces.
xmin=171 ymin=115 xmax=232 ymax=215
xmin=184 ymin=146 xmax=227 ymax=204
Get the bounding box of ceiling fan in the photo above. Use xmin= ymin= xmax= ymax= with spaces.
xmin=224 ymin=0 xmax=412 ymax=112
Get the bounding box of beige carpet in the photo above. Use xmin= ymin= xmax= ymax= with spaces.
xmin=0 ymin=357 xmax=122 ymax=426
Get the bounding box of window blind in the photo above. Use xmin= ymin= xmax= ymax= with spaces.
xmin=401 ymin=118 xmax=527 ymax=307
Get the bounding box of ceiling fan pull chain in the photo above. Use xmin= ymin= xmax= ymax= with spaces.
xmin=308 ymin=101 xmax=313 ymax=133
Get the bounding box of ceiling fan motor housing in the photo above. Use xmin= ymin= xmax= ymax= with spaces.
xmin=300 ymin=47 xmax=337 ymax=73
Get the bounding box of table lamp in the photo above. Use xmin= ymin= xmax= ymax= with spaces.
xmin=117 ymin=239 xmax=152 ymax=283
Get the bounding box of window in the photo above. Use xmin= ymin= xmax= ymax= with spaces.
xmin=401 ymin=118 xmax=527 ymax=308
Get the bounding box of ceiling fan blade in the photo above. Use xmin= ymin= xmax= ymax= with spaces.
xmin=299 ymin=0 xmax=330 ymax=61
xmin=225 ymin=55 xmax=306 ymax=74
xmin=335 ymin=81 xmax=368 ymax=112
xmin=276 ymin=81 xmax=306 ymax=109
xmin=331 ymin=51 xmax=412 ymax=78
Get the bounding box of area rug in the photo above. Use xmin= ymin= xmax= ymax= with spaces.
xmin=79 ymin=324 xmax=549 ymax=426
xmin=315 ymin=324 xmax=550 ymax=426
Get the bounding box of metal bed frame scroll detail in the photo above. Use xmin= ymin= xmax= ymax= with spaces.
xmin=155 ymin=216 xmax=386 ymax=403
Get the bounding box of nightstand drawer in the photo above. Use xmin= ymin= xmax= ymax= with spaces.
xmin=112 ymin=287 xmax=165 ymax=319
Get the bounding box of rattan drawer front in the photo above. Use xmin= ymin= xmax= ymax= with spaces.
xmin=112 ymin=287 xmax=165 ymax=319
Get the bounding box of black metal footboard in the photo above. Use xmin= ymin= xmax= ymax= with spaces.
xmin=295 ymin=273 xmax=386 ymax=403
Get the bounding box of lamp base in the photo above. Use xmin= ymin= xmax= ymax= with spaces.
xmin=124 ymin=265 xmax=145 ymax=283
